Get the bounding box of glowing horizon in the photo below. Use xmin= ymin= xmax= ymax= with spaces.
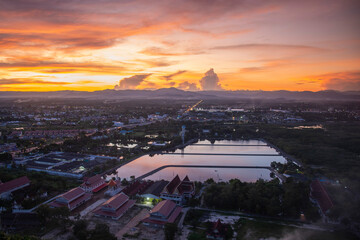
xmin=1 ymin=0 xmax=359 ymax=92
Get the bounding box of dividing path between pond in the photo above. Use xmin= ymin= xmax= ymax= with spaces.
xmin=136 ymin=164 xmax=286 ymax=182
xmin=163 ymin=153 xmax=280 ymax=156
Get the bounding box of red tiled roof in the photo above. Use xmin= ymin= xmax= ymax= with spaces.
xmin=92 ymin=182 xmax=107 ymax=193
xmin=68 ymin=193 xmax=92 ymax=210
xmin=123 ymin=181 xmax=152 ymax=196
xmin=102 ymin=193 xmax=129 ymax=210
xmin=183 ymin=175 xmax=190 ymax=182
xmin=163 ymin=175 xmax=181 ymax=194
xmin=93 ymin=199 xmax=135 ymax=219
xmin=214 ymin=219 xmax=223 ymax=231
xmin=143 ymin=205 xmax=182 ymax=225
xmin=151 ymin=200 xmax=177 ymax=218
xmin=61 ymin=187 xmax=85 ymax=202
xmin=83 ymin=175 xmax=102 ymax=186
xmin=311 ymin=180 xmax=334 ymax=214
xmin=49 ymin=192 xmax=92 ymax=210
xmin=0 ymin=176 xmax=30 ymax=195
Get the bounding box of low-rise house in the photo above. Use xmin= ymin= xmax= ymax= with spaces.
xmin=49 ymin=187 xmax=92 ymax=211
xmin=160 ymin=175 xmax=195 ymax=204
xmin=81 ymin=175 xmax=107 ymax=193
xmin=123 ymin=180 xmax=153 ymax=196
xmin=310 ymin=180 xmax=334 ymax=219
xmin=206 ymin=219 xmax=231 ymax=240
xmin=142 ymin=200 xmax=182 ymax=228
xmin=141 ymin=180 xmax=169 ymax=200
xmin=0 ymin=176 xmax=30 ymax=199
xmin=93 ymin=192 xmax=135 ymax=220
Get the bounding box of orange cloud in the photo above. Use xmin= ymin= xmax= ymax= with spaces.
xmin=0 ymin=78 xmax=70 ymax=85
xmin=302 ymin=71 xmax=360 ymax=91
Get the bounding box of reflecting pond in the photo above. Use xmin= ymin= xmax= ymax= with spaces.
xmin=113 ymin=140 xmax=286 ymax=182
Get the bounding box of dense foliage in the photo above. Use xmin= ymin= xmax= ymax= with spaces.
xmin=69 ymin=220 xmax=116 ymax=240
xmin=203 ymin=178 xmax=318 ymax=220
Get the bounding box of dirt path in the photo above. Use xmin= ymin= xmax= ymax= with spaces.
xmin=115 ymin=208 xmax=149 ymax=239
xmin=80 ymin=199 xmax=107 ymax=218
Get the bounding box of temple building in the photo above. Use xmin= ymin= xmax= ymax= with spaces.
xmin=49 ymin=187 xmax=92 ymax=211
xmin=93 ymin=192 xmax=135 ymax=220
xmin=142 ymin=200 xmax=182 ymax=228
xmin=80 ymin=175 xmax=107 ymax=193
xmin=160 ymin=175 xmax=195 ymax=204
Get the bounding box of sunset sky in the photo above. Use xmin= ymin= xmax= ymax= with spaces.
xmin=1 ymin=0 xmax=359 ymax=92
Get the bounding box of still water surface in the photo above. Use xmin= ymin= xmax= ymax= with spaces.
xmin=114 ymin=140 xmax=286 ymax=182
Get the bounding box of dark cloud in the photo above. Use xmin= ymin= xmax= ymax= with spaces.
xmin=199 ymin=68 xmax=223 ymax=90
xmin=162 ymin=70 xmax=187 ymax=81
xmin=114 ymin=74 xmax=151 ymax=90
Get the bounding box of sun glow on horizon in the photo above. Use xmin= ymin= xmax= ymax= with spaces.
xmin=1 ymin=0 xmax=359 ymax=92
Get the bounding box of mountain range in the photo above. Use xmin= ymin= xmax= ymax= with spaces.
xmin=1 ymin=88 xmax=359 ymax=101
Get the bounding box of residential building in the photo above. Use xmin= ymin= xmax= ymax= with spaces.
xmin=0 ymin=176 xmax=30 ymax=199
xmin=206 ymin=219 xmax=231 ymax=240
xmin=49 ymin=187 xmax=92 ymax=211
xmin=93 ymin=192 xmax=135 ymax=220
xmin=142 ymin=200 xmax=182 ymax=228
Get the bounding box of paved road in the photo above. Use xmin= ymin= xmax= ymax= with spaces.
xmin=80 ymin=199 xmax=106 ymax=219
xmin=178 ymin=207 xmax=190 ymax=230
xmin=115 ymin=208 xmax=149 ymax=239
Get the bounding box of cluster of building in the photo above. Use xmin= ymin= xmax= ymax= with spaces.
xmin=45 ymin=174 xmax=195 ymax=228
xmin=8 ymin=129 xmax=96 ymax=140
xmin=22 ymin=152 xmax=117 ymax=178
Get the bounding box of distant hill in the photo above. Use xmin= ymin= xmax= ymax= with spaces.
xmin=0 ymin=88 xmax=359 ymax=101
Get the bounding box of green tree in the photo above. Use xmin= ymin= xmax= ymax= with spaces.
xmin=164 ymin=223 xmax=177 ymax=240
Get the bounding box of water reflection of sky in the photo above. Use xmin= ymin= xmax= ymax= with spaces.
xmin=114 ymin=140 xmax=286 ymax=182
xmin=144 ymin=167 xmax=272 ymax=182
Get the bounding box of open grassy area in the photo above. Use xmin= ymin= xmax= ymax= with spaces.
xmin=236 ymin=219 xmax=358 ymax=240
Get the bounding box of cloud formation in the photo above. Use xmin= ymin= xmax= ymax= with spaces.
xmin=0 ymin=78 xmax=70 ymax=85
xmin=177 ymin=81 xmax=199 ymax=91
xmin=114 ymin=74 xmax=151 ymax=90
xmin=0 ymin=0 xmax=359 ymax=91
xmin=320 ymin=71 xmax=360 ymax=91
xmin=200 ymin=68 xmax=223 ymax=90
xmin=211 ymin=43 xmax=326 ymax=52
xmin=162 ymin=70 xmax=187 ymax=81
